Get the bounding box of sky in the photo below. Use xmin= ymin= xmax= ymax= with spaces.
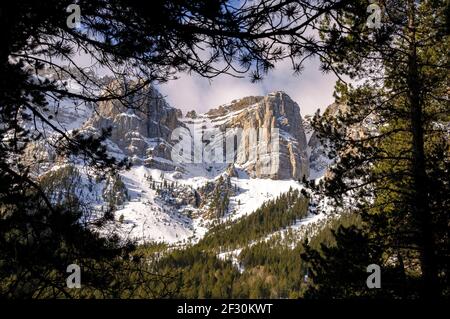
xmin=71 ymin=50 xmax=337 ymax=118
xmin=65 ymin=1 xmax=338 ymax=118
xmin=158 ymin=57 xmax=337 ymax=117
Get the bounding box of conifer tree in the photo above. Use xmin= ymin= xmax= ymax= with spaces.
xmin=303 ymin=0 xmax=449 ymax=298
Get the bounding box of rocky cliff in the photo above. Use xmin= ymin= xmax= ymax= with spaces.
xmin=193 ymin=91 xmax=310 ymax=180
xmin=85 ymin=81 xmax=181 ymax=168
xmin=85 ymin=85 xmax=310 ymax=180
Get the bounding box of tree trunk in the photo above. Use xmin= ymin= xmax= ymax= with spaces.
xmin=406 ymin=0 xmax=440 ymax=299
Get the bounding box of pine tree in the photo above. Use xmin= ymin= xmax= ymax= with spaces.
xmin=304 ymin=0 xmax=449 ymax=298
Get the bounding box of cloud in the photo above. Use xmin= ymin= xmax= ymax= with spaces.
xmin=70 ymin=48 xmax=337 ymax=116
xmin=157 ymin=57 xmax=337 ymax=116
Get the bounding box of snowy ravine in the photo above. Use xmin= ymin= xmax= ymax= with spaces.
xmin=216 ymin=212 xmax=328 ymax=273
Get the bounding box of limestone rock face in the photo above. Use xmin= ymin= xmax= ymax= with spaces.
xmin=85 ymin=81 xmax=181 ymax=164
xmin=85 ymin=85 xmax=309 ymax=180
xmin=206 ymin=91 xmax=309 ymax=180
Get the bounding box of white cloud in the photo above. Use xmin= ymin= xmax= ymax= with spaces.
xmin=157 ymin=57 xmax=337 ymax=116
xmin=70 ymin=49 xmax=337 ymax=116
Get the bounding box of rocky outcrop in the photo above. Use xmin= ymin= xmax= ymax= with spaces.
xmin=206 ymin=96 xmax=264 ymax=118
xmin=156 ymin=184 xmax=201 ymax=209
xmin=85 ymin=81 xmax=181 ymax=165
xmin=185 ymin=110 xmax=198 ymax=119
xmin=205 ymin=91 xmax=309 ymax=180
xmin=86 ymin=85 xmax=309 ymax=180
xmin=225 ymin=164 xmax=238 ymax=178
xmin=175 ymin=109 xmax=183 ymax=118
xmin=197 ymin=175 xmax=234 ymax=218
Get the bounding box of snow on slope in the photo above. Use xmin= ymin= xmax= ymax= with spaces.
xmin=104 ymin=164 xmax=305 ymax=245
xmin=30 ymin=83 xmax=331 ymax=246
xmin=97 ymin=101 xmax=321 ymax=245
xmin=25 ymin=76 xmax=94 ymax=133
xmin=112 ymin=166 xmax=201 ymax=244
xmin=218 ymin=248 xmax=244 ymax=273
xmin=228 ymin=178 xmax=302 ymax=220
xmin=217 ymin=212 xmax=328 ymax=272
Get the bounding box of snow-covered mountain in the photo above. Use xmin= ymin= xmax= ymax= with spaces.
xmin=181 ymin=92 xmax=310 ymax=180
xmin=25 ymin=78 xmax=331 ymax=245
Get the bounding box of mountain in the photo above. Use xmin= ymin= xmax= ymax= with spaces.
xmin=85 ymin=87 xmax=310 ymax=181
xmin=85 ymin=81 xmax=181 ymax=169
xmin=25 ymin=78 xmax=330 ymax=245
xmin=185 ymin=91 xmax=310 ymax=180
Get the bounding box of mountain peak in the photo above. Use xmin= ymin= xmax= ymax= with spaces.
xmin=267 ymin=90 xmax=288 ymax=96
xmin=205 ymin=95 xmax=264 ymax=118
xmin=197 ymin=91 xmax=309 ymax=180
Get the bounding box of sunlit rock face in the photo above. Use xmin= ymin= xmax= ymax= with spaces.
xmin=86 ymin=81 xmax=180 ymax=167
xmin=86 ymin=84 xmax=309 ymax=180
xmin=204 ymin=91 xmax=310 ymax=180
